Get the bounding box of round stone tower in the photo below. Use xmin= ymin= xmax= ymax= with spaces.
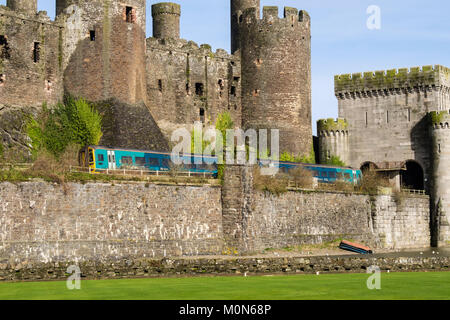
xmin=7 ymin=0 xmax=37 ymax=15
xmin=317 ymin=118 xmax=349 ymax=165
xmin=430 ymin=111 xmax=450 ymax=247
xmin=152 ymin=2 xmax=181 ymax=39
xmin=57 ymin=0 xmax=147 ymax=104
xmin=240 ymin=7 xmax=312 ymax=157
xmin=230 ymin=0 xmax=260 ymax=54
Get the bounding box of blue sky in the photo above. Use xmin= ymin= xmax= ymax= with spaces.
xmin=2 ymin=0 xmax=450 ymax=133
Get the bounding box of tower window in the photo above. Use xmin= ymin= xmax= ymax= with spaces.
xmin=195 ymin=83 xmax=204 ymax=96
xmin=231 ymin=86 xmax=236 ymax=97
xmin=33 ymin=42 xmax=40 ymax=63
xmin=125 ymin=6 xmax=135 ymax=23
xmin=200 ymin=108 xmax=205 ymax=123
xmin=90 ymin=30 xmax=96 ymax=41
xmin=186 ymin=82 xmax=190 ymax=95
xmin=0 ymin=35 xmax=10 ymax=59
xmin=0 ymin=74 xmax=5 ymax=86
xmin=158 ymin=79 xmax=163 ymax=92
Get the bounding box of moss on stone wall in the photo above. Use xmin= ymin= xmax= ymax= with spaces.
xmin=317 ymin=118 xmax=348 ymax=131
xmin=335 ymin=65 xmax=448 ymax=93
xmin=430 ymin=111 xmax=450 ymax=125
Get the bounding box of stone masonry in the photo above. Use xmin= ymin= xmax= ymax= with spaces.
xmin=319 ymin=66 xmax=450 ymax=246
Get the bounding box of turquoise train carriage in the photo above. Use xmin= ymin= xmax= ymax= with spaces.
xmin=258 ymin=159 xmax=362 ymax=185
xmin=79 ymin=146 xmax=362 ymax=184
xmin=79 ymin=146 xmax=218 ymax=177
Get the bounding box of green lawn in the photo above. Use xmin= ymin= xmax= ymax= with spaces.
xmin=0 ymin=272 xmax=448 ymax=300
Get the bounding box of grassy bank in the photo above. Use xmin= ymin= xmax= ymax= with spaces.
xmin=0 ymin=272 xmax=448 ymax=300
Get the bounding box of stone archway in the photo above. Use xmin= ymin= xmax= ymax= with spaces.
xmin=360 ymin=161 xmax=378 ymax=173
xmin=400 ymin=160 xmax=424 ymax=190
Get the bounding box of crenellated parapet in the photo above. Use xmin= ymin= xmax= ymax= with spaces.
xmin=317 ymin=118 xmax=349 ymax=136
xmin=240 ymin=6 xmax=310 ymax=30
xmin=335 ymin=65 xmax=450 ymax=99
xmin=430 ymin=111 xmax=450 ymax=129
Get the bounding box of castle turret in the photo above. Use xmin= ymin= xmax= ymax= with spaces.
xmin=430 ymin=111 xmax=450 ymax=247
xmin=230 ymin=0 xmax=260 ymax=54
xmin=152 ymin=2 xmax=181 ymax=39
xmin=6 ymin=0 xmax=37 ymax=15
xmin=240 ymin=7 xmax=312 ymax=157
xmin=317 ymin=118 xmax=349 ymax=165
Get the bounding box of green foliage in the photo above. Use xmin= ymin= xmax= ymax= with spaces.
xmin=324 ymin=155 xmax=346 ymax=167
xmin=27 ymin=97 xmax=103 ymax=158
xmin=215 ymin=112 xmax=234 ymax=181
xmin=430 ymin=111 xmax=449 ymax=125
xmin=215 ymin=111 xmax=234 ymax=138
xmin=280 ymin=144 xmax=316 ymax=164
xmin=280 ymin=151 xmax=299 ymax=163
xmin=317 ymin=118 xmax=348 ymax=131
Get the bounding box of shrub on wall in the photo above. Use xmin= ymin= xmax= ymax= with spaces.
xmin=27 ymin=97 xmax=103 ymax=158
xmin=215 ymin=112 xmax=234 ymax=180
xmin=324 ymin=155 xmax=346 ymax=167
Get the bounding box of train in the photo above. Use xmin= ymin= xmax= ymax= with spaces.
xmin=79 ymin=145 xmax=362 ymax=184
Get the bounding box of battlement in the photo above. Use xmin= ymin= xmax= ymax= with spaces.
xmin=0 ymin=5 xmax=60 ymax=24
xmin=317 ymin=118 xmax=349 ymax=133
xmin=151 ymin=2 xmax=181 ymax=16
xmin=241 ymin=6 xmax=310 ymax=27
xmin=335 ymin=65 xmax=450 ymax=94
xmin=146 ymin=37 xmax=237 ymax=61
xmin=430 ymin=111 xmax=450 ymax=129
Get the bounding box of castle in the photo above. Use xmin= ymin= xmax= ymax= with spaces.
xmin=0 ymin=0 xmax=448 ymax=247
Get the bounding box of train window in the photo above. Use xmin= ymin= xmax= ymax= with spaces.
xmin=121 ymin=156 xmax=133 ymax=165
xmin=148 ymin=158 xmax=160 ymax=167
xmin=88 ymin=150 xmax=94 ymax=163
xmin=98 ymin=154 xmax=104 ymax=162
xmin=320 ymin=172 xmax=328 ymax=178
xmin=344 ymin=173 xmax=351 ymax=180
xmin=313 ymin=170 xmax=320 ymax=177
xmin=329 ymin=172 xmax=337 ymax=178
xmin=161 ymin=159 xmax=171 ymax=168
xmin=337 ymin=172 xmax=344 ymax=180
xmin=135 ymin=157 xmax=146 ymax=166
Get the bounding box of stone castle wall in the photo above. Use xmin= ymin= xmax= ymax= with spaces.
xmin=0 ymin=174 xmax=431 ymax=267
xmin=0 ymin=181 xmax=224 ymax=264
xmin=246 ymin=185 xmax=430 ymax=252
xmin=334 ymin=66 xmax=450 ymax=185
xmin=146 ymin=38 xmax=242 ymax=139
xmin=0 ymin=7 xmax=64 ymax=108
xmin=59 ymin=0 xmax=147 ymax=105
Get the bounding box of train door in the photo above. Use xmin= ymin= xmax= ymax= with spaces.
xmin=107 ymin=151 xmax=116 ymax=170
